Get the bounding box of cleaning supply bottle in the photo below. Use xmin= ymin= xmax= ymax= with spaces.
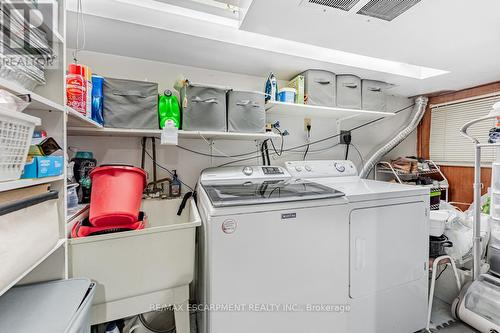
xmin=85 ymin=65 xmax=93 ymax=118
xmin=66 ymin=63 xmax=86 ymax=115
xmin=169 ymin=170 xmax=181 ymax=197
xmin=91 ymin=75 xmax=104 ymax=125
xmin=158 ymin=90 xmax=181 ymax=129
xmin=265 ymin=72 xmax=278 ymax=103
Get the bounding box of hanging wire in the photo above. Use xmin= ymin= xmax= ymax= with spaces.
xmin=170 ymin=103 xmax=416 ymax=160
xmin=141 ymin=103 xmax=414 ymax=169
xmin=351 ymin=143 xmax=365 ymax=171
xmin=72 ymin=0 xmax=86 ymax=62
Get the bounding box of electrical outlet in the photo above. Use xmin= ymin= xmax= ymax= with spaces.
xmin=304 ymin=118 xmax=312 ymax=131
xmin=340 ymin=130 xmax=352 ymax=145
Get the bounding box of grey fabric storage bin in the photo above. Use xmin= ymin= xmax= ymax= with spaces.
xmin=362 ymin=79 xmax=387 ymax=111
xmin=0 ymin=278 xmax=95 ymax=333
xmin=227 ymin=90 xmax=265 ymax=133
xmin=181 ymin=83 xmax=229 ymax=131
xmin=103 ymin=78 xmax=159 ymax=129
xmin=300 ymin=70 xmax=336 ymax=107
xmin=336 ymin=74 xmax=362 ymax=109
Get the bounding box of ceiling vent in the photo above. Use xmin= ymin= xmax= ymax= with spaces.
xmin=307 ymin=0 xmax=362 ymax=11
xmin=357 ymin=0 xmax=422 ymax=21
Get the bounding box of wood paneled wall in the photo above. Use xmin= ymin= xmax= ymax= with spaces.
xmin=439 ymin=166 xmax=491 ymax=210
xmin=417 ymin=81 xmax=500 ymax=208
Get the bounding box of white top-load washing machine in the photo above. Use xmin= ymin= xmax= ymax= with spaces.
xmin=196 ymin=165 xmax=351 ymax=333
xmin=286 ymin=160 xmax=430 ymax=333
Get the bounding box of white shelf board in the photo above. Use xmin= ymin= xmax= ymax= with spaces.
xmin=66 ymin=106 xmax=103 ymax=128
xmin=0 ymin=77 xmax=65 ymax=112
xmin=0 ymin=239 xmax=66 ymax=297
xmin=0 ymin=175 xmax=64 ymax=193
xmin=265 ymin=101 xmax=396 ymax=121
xmin=67 ymin=127 xmax=281 ymax=140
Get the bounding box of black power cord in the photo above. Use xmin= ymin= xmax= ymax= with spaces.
xmin=303 ymin=124 xmax=311 ymax=160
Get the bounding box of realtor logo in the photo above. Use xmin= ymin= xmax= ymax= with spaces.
xmin=0 ymin=0 xmax=57 ymax=68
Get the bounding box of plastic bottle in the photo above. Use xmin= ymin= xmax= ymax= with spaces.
xmin=66 ymin=64 xmax=86 ymax=115
xmin=85 ymin=65 xmax=93 ymax=118
xmin=158 ymin=90 xmax=181 ymax=129
xmin=169 ymin=170 xmax=181 ymax=197
xmin=91 ymin=75 xmax=104 ymax=125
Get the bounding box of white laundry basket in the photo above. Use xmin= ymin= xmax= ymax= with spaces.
xmin=0 ymin=109 xmax=40 ymax=181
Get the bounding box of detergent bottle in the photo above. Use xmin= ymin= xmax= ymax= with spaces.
xmin=158 ymin=90 xmax=181 ymax=129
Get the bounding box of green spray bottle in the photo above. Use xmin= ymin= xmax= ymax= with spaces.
xmin=158 ymin=89 xmax=181 ymax=129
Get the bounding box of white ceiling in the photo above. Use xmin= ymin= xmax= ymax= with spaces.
xmin=67 ymin=0 xmax=500 ymax=97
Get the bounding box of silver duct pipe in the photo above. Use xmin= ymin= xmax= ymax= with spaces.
xmin=359 ymin=96 xmax=429 ymax=178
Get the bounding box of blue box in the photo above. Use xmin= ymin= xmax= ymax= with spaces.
xmin=21 ymin=156 xmax=64 ymax=179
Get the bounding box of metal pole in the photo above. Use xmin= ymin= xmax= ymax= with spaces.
xmin=473 ymin=145 xmax=482 ymax=280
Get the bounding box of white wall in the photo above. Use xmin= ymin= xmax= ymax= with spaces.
xmin=68 ymin=50 xmax=417 ymax=191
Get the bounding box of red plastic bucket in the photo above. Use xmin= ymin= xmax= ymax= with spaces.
xmin=89 ymin=165 xmax=147 ymax=226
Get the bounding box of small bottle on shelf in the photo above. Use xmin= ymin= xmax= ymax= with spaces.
xmin=169 ymin=170 xmax=181 ymax=197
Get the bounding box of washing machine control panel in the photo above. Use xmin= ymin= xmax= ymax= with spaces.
xmin=201 ymin=166 xmax=291 ymax=184
xmin=285 ymin=160 xmax=358 ymax=178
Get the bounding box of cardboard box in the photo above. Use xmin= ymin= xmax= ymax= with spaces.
xmin=21 ymin=156 xmax=64 ymax=179
xmin=288 ymin=75 xmax=305 ymax=104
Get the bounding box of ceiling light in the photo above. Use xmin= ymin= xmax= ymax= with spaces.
xmin=116 ymin=0 xmax=240 ymax=28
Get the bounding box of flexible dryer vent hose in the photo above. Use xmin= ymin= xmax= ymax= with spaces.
xmin=359 ymin=96 xmax=429 ymax=179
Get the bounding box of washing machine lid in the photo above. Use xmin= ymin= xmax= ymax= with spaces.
xmin=202 ymin=179 xmax=344 ymax=207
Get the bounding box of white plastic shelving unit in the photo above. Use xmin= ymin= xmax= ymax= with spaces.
xmin=0 ymin=0 xmax=68 ymax=298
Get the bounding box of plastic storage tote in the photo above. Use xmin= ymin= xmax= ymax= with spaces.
xmin=492 ymin=163 xmax=500 ymax=191
xmin=103 ymin=78 xmax=159 ymax=129
xmin=489 ymin=245 xmax=500 ymax=277
xmin=227 ymin=90 xmax=266 ymax=133
xmin=0 ymin=109 xmax=41 ymax=181
xmin=0 ymin=278 xmax=96 ymax=333
xmin=0 ymin=190 xmax=59 ymax=294
xmin=89 ymin=165 xmax=147 ymax=227
xmin=362 ymin=79 xmax=387 ymax=111
xmin=490 ymin=217 xmax=500 ymax=276
xmin=180 ymin=83 xmax=229 ymax=131
xmin=336 ymin=74 xmax=362 ymax=109
xmin=68 ymin=198 xmax=201 ymax=324
xmin=299 ymin=70 xmax=336 ymax=107
xmin=491 ymin=192 xmax=500 ymax=219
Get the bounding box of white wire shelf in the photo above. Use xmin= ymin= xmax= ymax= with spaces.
xmin=66 ymin=107 xmax=103 ymax=128
xmin=0 ymin=77 xmax=65 ymax=112
xmin=0 ymin=175 xmax=64 ymax=193
xmin=67 ymin=127 xmax=281 ymax=141
xmin=376 ymin=167 xmax=442 ymax=177
xmin=265 ymin=101 xmax=396 ymax=121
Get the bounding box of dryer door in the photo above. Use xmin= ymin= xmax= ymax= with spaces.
xmin=349 ymin=201 xmax=428 ymax=298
